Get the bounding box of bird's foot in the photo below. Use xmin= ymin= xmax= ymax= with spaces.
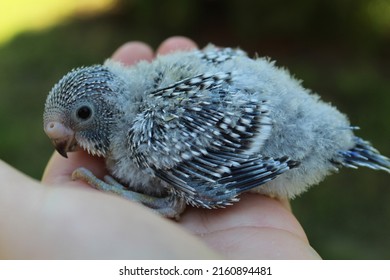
xmin=71 ymin=167 xmax=186 ymax=219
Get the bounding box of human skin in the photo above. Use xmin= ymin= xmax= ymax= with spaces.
xmin=0 ymin=36 xmax=320 ymax=259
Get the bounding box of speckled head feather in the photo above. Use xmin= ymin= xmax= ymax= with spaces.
xmin=44 ymin=65 xmax=123 ymax=157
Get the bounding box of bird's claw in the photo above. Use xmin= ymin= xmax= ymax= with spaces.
xmin=71 ymin=167 xmax=186 ymax=219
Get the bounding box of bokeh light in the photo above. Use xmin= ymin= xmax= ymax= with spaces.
xmin=0 ymin=0 xmax=117 ymax=45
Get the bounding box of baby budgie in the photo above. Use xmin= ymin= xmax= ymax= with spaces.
xmin=43 ymin=45 xmax=390 ymax=218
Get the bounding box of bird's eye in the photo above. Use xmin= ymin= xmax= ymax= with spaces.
xmin=76 ymin=105 xmax=92 ymax=120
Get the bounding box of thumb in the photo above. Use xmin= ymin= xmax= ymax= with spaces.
xmin=42 ymin=151 xmax=106 ymax=187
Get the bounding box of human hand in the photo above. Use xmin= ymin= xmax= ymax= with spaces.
xmin=0 ymin=37 xmax=320 ymax=259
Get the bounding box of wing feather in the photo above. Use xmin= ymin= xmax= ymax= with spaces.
xmin=128 ymin=49 xmax=299 ymax=207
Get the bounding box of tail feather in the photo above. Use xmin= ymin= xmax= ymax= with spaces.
xmin=339 ymin=137 xmax=390 ymax=173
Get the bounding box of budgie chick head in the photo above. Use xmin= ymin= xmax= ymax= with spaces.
xmin=43 ymin=65 xmax=121 ymax=158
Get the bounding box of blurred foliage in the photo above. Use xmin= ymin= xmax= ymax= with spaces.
xmin=0 ymin=0 xmax=389 ymax=259
xmin=0 ymin=0 xmax=118 ymax=44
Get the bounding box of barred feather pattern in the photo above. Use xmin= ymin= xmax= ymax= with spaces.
xmin=127 ymin=69 xmax=298 ymax=207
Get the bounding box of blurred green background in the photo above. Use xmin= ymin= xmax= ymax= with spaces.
xmin=0 ymin=0 xmax=389 ymax=259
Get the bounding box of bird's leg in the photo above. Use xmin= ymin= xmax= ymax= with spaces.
xmin=71 ymin=167 xmax=186 ymax=219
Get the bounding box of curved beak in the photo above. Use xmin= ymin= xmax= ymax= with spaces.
xmin=44 ymin=121 xmax=78 ymax=158
xmin=51 ymin=138 xmax=75 ymax=158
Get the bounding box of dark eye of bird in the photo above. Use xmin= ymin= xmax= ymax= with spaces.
xmin=76 ymin=106 xmax=92 ymax=120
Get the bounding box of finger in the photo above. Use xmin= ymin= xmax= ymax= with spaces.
xmin=180 ymin=194 xmax=320 ymax=259
xmin=201 ymin=225 xmax=320 ymax=259
xmin=182 ymin=194 xmax=306 ymax=239
xmin=42 ymin=151 xmax=106 ymax=187
xmin=111 ymin=41 xmax=154 ymax=65
xmin=156 ymin=36 xmax=198 ymax=55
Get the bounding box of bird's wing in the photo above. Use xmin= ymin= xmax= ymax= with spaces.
xmin=128 ymin=70 xmax=298 ymax=208
xmin=155 ymin=153 xmax=299 ymax=208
